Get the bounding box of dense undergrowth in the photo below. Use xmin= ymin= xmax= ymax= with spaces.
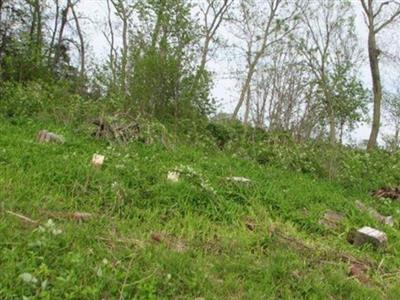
xmin=1 ymin=83 xmax=400 ymax=299
xmin=205 ymin=120 xmax=400 ymax=193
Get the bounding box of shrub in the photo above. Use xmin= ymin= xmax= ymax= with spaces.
xmin=0 ymin=81 xmax=48 ymax=117
xmin=0 ymin=81 xmax=99 ymax=125
xmin=205 ymin=122 xmax=233 ymax=149
xmin=202 ymin=121 xmax=400 ymax=192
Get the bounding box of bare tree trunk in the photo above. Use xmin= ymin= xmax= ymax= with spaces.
xmin=35 ymin=0 xmax=42 ymax=53
xmin=366 ymin=29 xmax=382 ymax=150
xmin=231 ymin=0 xmax=287 ymax=119
xmin=339 ymin=121 xmax=344 ymax=144
xmin=48 ymin=0 xmax=60 ymax=65
xmin=110 ymin=0 xmax=131 ymax=98
xmin=53 ymin=0 xmax=71 ymax=70
xmin=190 ymin=0 xmax=232 ymax=98
xmin=151 ymin=7 xmax=162 ymax=48
xmin=233 ymin=58 xmax=258 ymax=118
xmin=0 ymin=0 xmax=5 ymax=58
xmin=121 ymin=13 xmax=128 ymax=97
xmin=328 ymin=108 xmax=336 ymax=145
xmin=244 ymin=84 xmax=251 ymax=124
xmin=258 ymin=89 xmax=267 ymax=128
xmin=26 ymin=0 xmax=43 ymax=66
xmin=324 ymin=87 xmax=336 ymax=145
xmin=71 ymin=3 xmax=85 ymax=79
xmin=28 ymin=1 xmax=37 ymax=43
xmin=105 ymin=0 xmax=117 ymax=90
xmin=360 ymin=0 xmax=400 ymax=150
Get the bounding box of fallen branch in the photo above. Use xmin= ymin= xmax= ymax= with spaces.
xmin=97 ymin=236 xmax=145 ymax=249
xmin=92 ymin=116 xmax=140 ymax=143
xmin=5 ymin=210 xmax=39 ymax=225
xmin=274 ymin=230 xmax=373 ymax=268
xmin=39 ymin=210 xmax=94 ymax=222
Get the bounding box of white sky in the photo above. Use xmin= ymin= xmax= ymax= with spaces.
xmin=75 ymin=0 xmax=400 ymax=145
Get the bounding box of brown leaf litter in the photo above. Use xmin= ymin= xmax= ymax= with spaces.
xmin=348 ymin=262 xmax=370 ymax=284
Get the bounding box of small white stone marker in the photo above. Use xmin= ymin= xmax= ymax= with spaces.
xmin=226 ymin=176 xmax=251 ymax=184
xmin=353 ymin=226 xmax=388 ymax=248
xmin=167 ymin=171 xmax=180 ymax=183
xmin=92 ymin=154 xmax=105 ymax=168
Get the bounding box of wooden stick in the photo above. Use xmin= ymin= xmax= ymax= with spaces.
xmin=5 ymin=210 xmax=38 ymax=224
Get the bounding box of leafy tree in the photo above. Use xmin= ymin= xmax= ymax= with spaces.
xmin=325 ymin=65 xmax=369 ymax=143
xmin=126 ymin=0 xmax=214 ymax=120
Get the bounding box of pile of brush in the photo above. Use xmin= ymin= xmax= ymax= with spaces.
xmin=372 ymin=187 xmax=400 ymax=201
xmin=92 ymin=113 xmax=140 ymax=143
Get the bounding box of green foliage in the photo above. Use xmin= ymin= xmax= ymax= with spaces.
xmin=329 ymin=64 xmax=369 ymax=131
xmin=0 ymin=81 xmax=97 ymax=124
xmin=118 ymin=0 xmax=214 ymax=120
xmin=201 ymin=121 xmax=400 ymax=192
xmin=0 ymin=81 xmax=49 ymax=117
xmin=0 ymin=23 xmax=80 ymax=85
xmin=0 ymin=78 xmax=396 ymax=195
xmin=1 ymin=117 xmax=400 ymax=299
xmin=205 ymin=122 xmax=233 ymax=149
xmin=382 ymin=91 xmax=400 ymax=151
xmin=128 ymin=47 xmax=200 ymax=119
xmin=1 ymin=1 xmax=400 ymax=296
xmin=0 ymin=35 xmax=49 ymax=82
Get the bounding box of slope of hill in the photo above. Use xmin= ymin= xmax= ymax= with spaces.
xmin=1 ymin=118 xmax=400 ymax=299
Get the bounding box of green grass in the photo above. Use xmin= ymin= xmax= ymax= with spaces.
xmin=1 ymin=117 xmax=400 ymax=299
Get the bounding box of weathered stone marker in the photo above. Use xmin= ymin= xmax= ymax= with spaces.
xmin=355 ymin=200 xmax=393 ymax=227
xmin=91 ymin=154 xmax=105 ymax=168
xmin=167 ymin=171 xmax=180 ymax=183
xmin=347 ymin=226 xmax=387 ymax=248
xmin=319 ymin=210 xmax=345 ymax=229
xmin=226 ymin=176 xmax=252 ymax=184
xmin=72 ymin=212 xmax=93 ymax=222
xmin=37 ymin=130 xmax=65 ymax=144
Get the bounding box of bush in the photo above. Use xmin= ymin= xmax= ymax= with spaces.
xmin=201 ymin=121 xmax=400 ymax=192
xmin=0 ymin=81 xmax=48 ymax=117
xmin=0 ymin=81 xmax=100 ymax=125
xmin=205 ymin=122 xmax=233 ymax=149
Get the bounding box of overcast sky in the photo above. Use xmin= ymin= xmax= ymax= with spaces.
xmin=75 ymin=0 xmax=400 ymax=144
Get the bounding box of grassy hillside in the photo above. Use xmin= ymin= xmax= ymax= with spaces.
xmin=1 ymin=118 xmax=400 ymax=299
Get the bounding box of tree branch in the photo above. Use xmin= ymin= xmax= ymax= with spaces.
xmin=375 ymin=6 xmax=400 ymax=33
